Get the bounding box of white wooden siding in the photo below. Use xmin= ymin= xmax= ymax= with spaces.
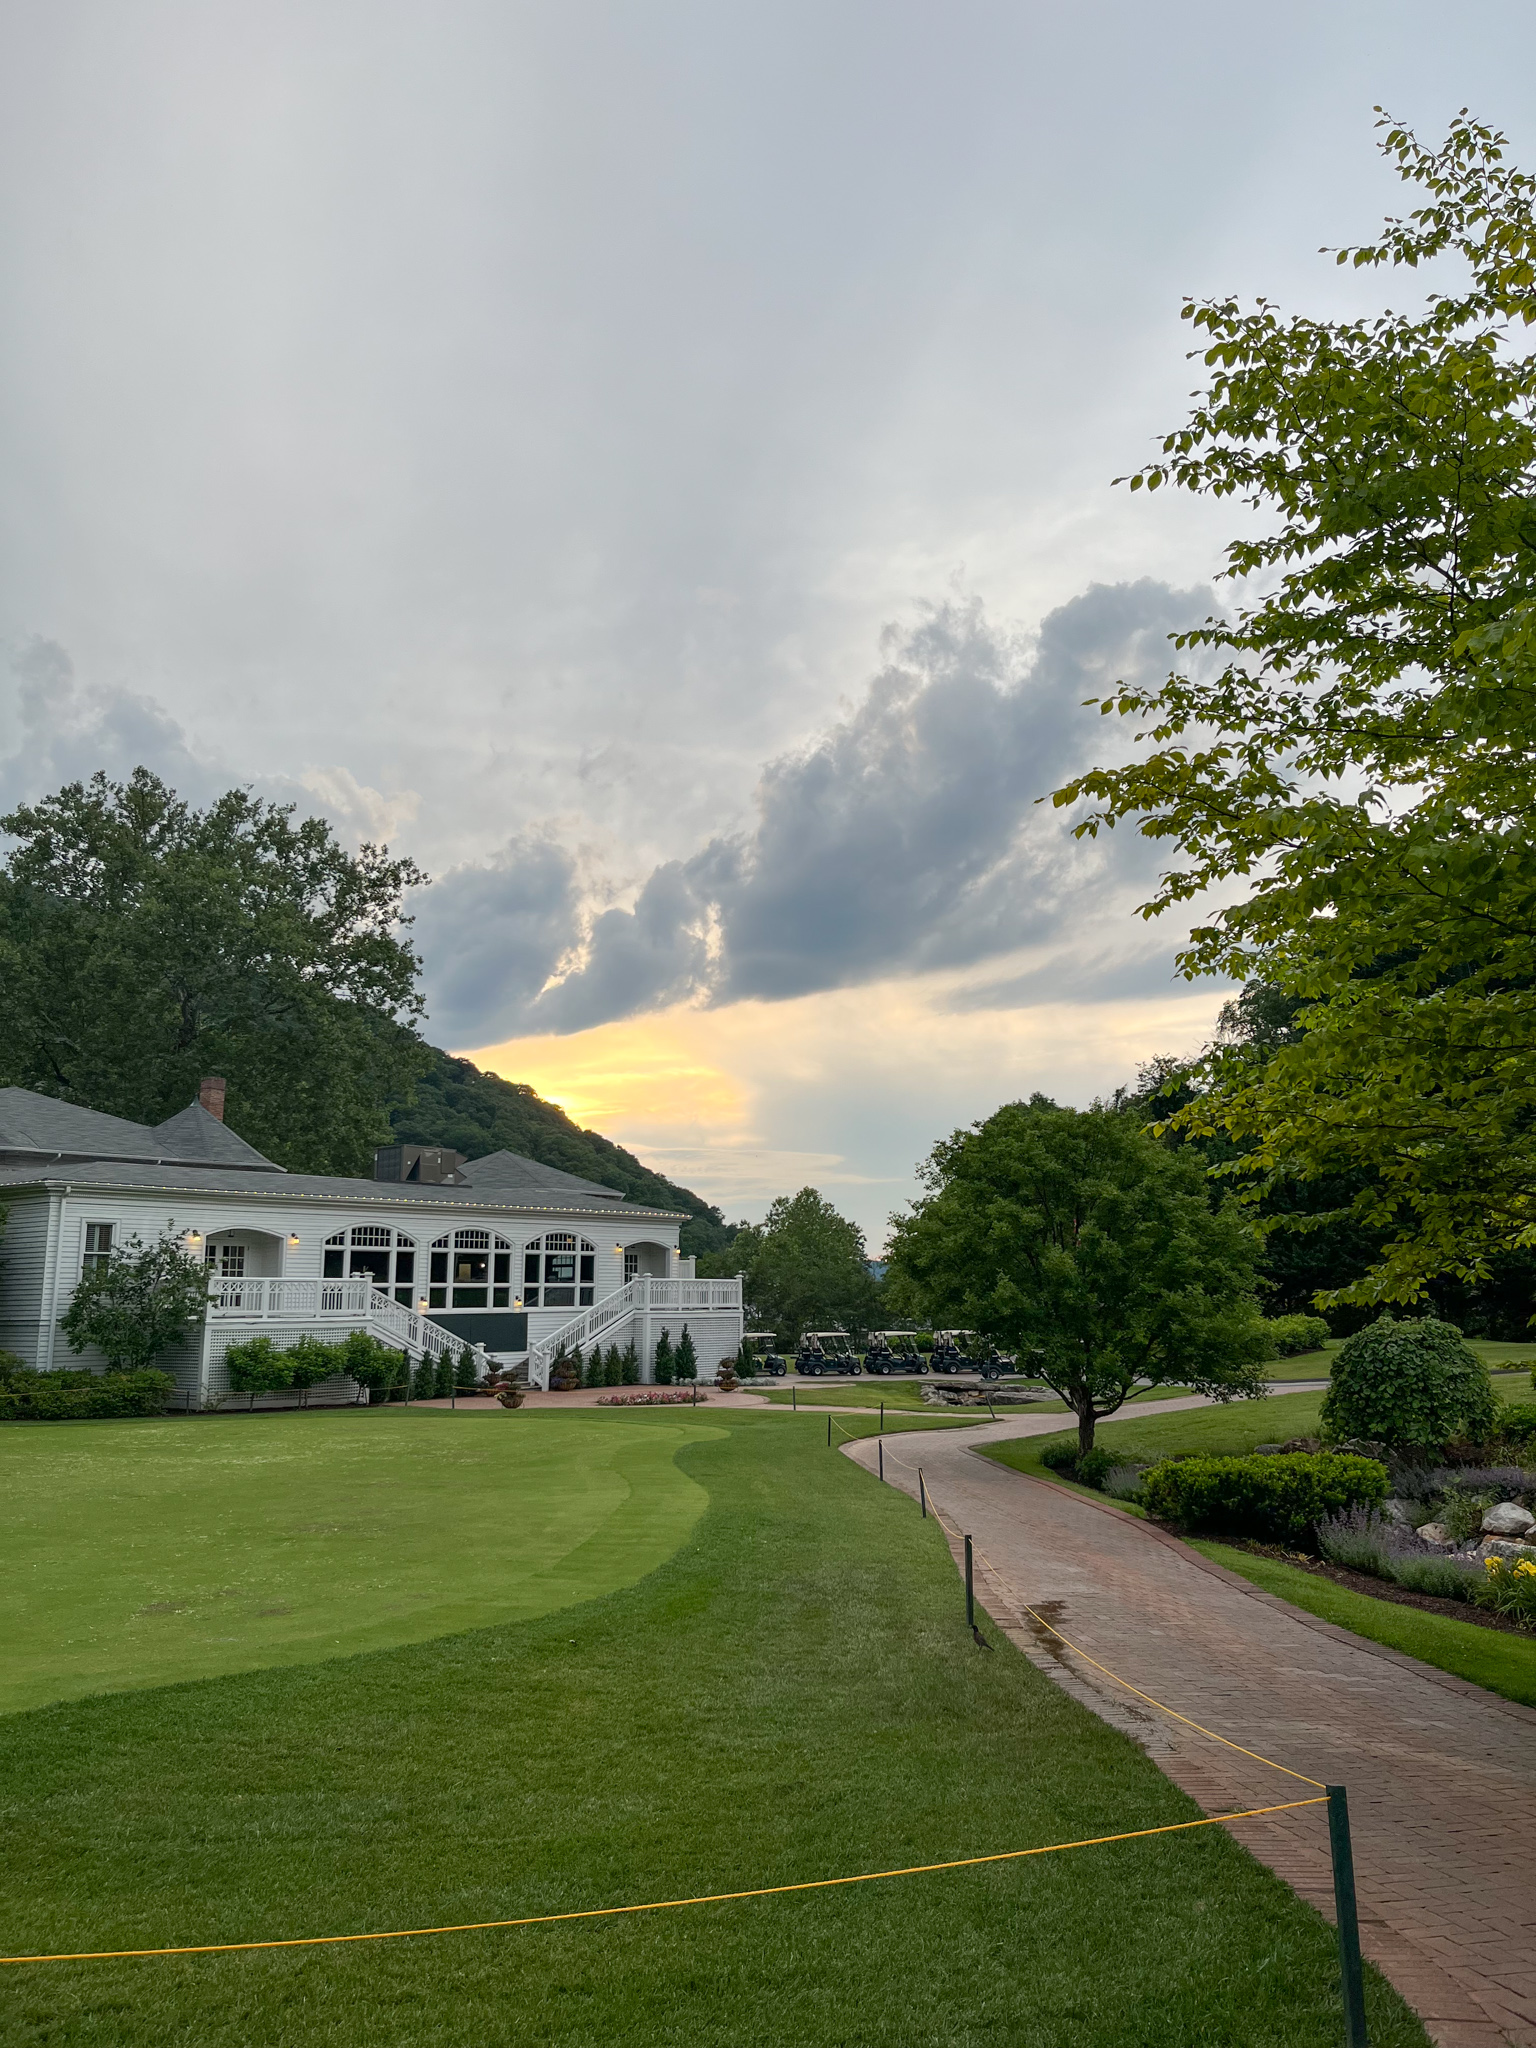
xmin=0 ymin=1193 xmax=54 ymax=1368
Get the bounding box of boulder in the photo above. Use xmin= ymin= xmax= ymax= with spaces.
xmin=1416 ymin=1523 xmax=1450 ymax=1546
xmin=1481 ymin=1501 xmax=1536 ymax=1538
xmin=1381 ymin=1498 xmax=1414 ymax=1527
xmin=1478 ymin=1536 xmax=1536 ymax=1562
xmin=1254 ymin=1443 xmax=1283 ymax=1456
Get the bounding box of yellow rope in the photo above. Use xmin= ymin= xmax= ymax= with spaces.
xmin=874 ymin=1446 xmax=1326 ymax=1791
xmin=0 ymin=1801 xmax=1326 ymax=1967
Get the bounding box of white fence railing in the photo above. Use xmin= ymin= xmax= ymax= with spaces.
xmin=207 ymin=1277 xmax=456 ymax=1360
xmin=527 ymin=1276 xmax=741 ymax=1379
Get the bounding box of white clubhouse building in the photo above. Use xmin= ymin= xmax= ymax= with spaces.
xmin=0 ymin=1082 xmax=742 ymax=1399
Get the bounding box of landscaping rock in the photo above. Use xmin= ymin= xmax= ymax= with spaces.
xmin=1481 ymin=1500 xmax=1536 ymax=1538
xmin=1416 ymin=1522 xmax=1451 ymax=1546
xmin=1382 ymin=1498 xmax=1414 ymax=1526
xmin=1254 ymin=1443 xmax=1283 ymax=1456
xmin=1477 ymin=1536 xmax=1536 ymax=1562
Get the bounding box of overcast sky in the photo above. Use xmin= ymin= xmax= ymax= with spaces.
xmin=3 ymin=2 xmax=1534 ymax=1242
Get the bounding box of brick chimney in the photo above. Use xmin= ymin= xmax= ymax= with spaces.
xmin=198 ymin=1076 xmax=227 ymax=1122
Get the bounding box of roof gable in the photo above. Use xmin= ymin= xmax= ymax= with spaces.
xmin=458 ymin=1149 xmax=626 ymax=1201
xmin=149 ymin=1102 xmax=282 ymax=1172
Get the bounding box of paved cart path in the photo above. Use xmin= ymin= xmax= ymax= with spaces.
xmin=845 ymin=1411 xmax=1536 ymax=2048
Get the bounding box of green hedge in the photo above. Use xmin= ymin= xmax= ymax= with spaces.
xmin=1141 ymin=1451 xmax=1388 ymax=1546
xmin=1262 ymin=1314 xmax=1332 ymax=1358
xmin=1322 ymin=1316 xmax=1495 ymax=1451
xmin=0 ymin=1363 xmax=175 ymax=1420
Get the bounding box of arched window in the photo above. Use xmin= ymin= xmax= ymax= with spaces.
xmin=324 ymin=1227 xmax=417 ymax=1305
xmin=521 ymin=1233 xmax=595 ymax=1310
xmin=427 ymin=1230 xmax=514 ymax=1310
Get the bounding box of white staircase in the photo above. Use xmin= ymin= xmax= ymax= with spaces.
xmin=527 ymin=1276 xmax=743 ymax=1388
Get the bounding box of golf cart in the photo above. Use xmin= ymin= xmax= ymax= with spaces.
xmin=794 ymin=1331 xmax=862 ymax=1376
xmin=863 ymin=1331 xmax=927 ymax=1376
xmin=930 ymin=1331 xmax=1014 ymax=1380
xmin=742 ymin=1331 xmax=788 ymax=1378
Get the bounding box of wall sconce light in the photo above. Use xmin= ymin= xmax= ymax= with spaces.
xmin=288 ymin=1232 xmax=300 ymax=1248
xmin=186 ymin=1229 xmax=203 ymax=1248
xmin=417 ymin=1297 xmax=428 ymax=1314
xmin=513 ymin=1296 xmax=523 ymax=1310
xmin=614 ymin=1244 xmax=623 ymax=1256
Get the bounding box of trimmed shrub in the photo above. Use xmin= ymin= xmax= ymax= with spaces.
xmin=584 ymin=1345 xmax=606 ymax=1389
xmin=1263 ymin=1314 xmax=1332 ymax=1358
xmin=338 ymin=1331 xmax=406 ymax=1398
xmin=1074 ymin=1447 xmax=1113 ymax=1489
xmin=455 ymin=1345 xmax=478 ymax=1391
xmin=653 ymin=1330 xmax=675 ymax=1385
xmin=285 ymin=1335 xmax=344 ymax=1389
xmin=674 ymin=1327 xmax=698 ymax=1383
xmin=620 ymin=1340 xmax=640 ymax=1386
xmin=410 ymin=1356 xmax=436 ymax=1399
xmin=224 ymin=1337 xmax=295 ymax=1393
xmin=1142 ymin=1451 xmax=1388 ymax=1545
xmin=1322 ymin=1316 xmax=1496 ymax=1453
xmin=604 ymin=1345 xmax=623 ymax=1387
xmin=1039 ymin=1440 xmax=1079 ymax=1472
xmin=0 ymin=1362 xmax=174 ymax=1420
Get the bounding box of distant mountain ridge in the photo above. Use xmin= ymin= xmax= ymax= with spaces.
xmin=388 ymin=1047 xmax=736 ymax=1259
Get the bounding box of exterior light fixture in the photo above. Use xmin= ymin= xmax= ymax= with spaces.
xmin=417 ymin=1297 xmax=428 ymax=1314
xmin=614 ymin=1243 xmax=623 ymax=1255
xmin=186 ymin=1229 xmax=203 ymax=1248
xmin=513 ymin=1296 xmax=523 ymax=1310
xmin=287 ymin=1232 xmax=300 ymax=1248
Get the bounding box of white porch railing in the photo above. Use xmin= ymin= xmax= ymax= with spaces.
xmin=527 ymin=1276 xmax=742 ymax=1380
xmin=207 ymin=1277 xmax=456 ymax=1360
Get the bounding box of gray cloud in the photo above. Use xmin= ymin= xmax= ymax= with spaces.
xmin=0 ymin=637 xmax=216 ymax=815
xmin=425 ymin=578 xmax=1208 ymax=1039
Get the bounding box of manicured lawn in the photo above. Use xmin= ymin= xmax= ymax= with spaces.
xmin=1190 ymin=1541 xmax=1536 ymax=1710
xmin=0 ymin=1409 xmax=724 ymax=1713
xmin=0 ymin=1411 xmax=1428 ymax=2048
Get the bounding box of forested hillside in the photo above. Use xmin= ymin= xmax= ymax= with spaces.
xmin=388 ymin=1047 xmax=737 ymax=1258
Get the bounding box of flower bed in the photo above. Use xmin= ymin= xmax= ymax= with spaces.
xmin=597 ymin=1389 xmax=709 ymax=1406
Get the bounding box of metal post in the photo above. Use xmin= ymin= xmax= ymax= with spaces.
xmin=451 ymin=1356 xmax=456 ymax=1410
xmin=1327 ymin=1785 xmax=1369 ymax=2048
xmin=792 ymin=1385 xmax=797 ymax=1412
xmin=964 ymin=1535 xmax=975 ymax=1629
xmin=827 ymin=1413 xmax=832 ymax=1447
xmin=878 ymin=1438 xmax=884 ymax=1481
xmin=988 ymin=1396 xmax=996 ymax=1423
xmin=879 ymin=1400 xmax=884 ymax=1434
xmin=919 ymin=1470 xmax=928 ymax=1518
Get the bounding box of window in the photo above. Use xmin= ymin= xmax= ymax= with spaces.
xmin=82 ymin=1222 xmax=114 ymax=1274
xmin=429 ymin=1234 xmax=449 ymax=1307
xmin=325 ymin=1226 xmax=421 ymax=1305
xmin=624 ymin=1249 xmax=638 ymax=1284
xmin=522 ymin=1234 xmax=596 ymax=1309
xmin=205 ymin=1241 xmax=246 ymax=1279
xmin=448 ymin=1228 xmax=513 ymax=1308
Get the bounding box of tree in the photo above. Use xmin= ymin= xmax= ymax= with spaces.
xmin=653 ymin=1329 xmax=675 ymax=1384
xmin=59 ymin=1229 xmax=210 ymax=1371
xmin=702 ymin=1188 xmax=880 ymax=1346
xmin=0 ymin=769 xmax=427 ymax=1174
xmin=455 ymin=1345 xmax=479 ymax=1391
xmin=1322 ymin=1317 xmax=1497 ymax=1451
xmin=1053 ymin=113 xmax=1536 ymax=1307
xmin=886 ymin=1098 xmax=1271 ymax=1453
xmin=620 ymin=1339 xmax=640 ymax=1385
xmin=674 ymin=1326 xmax=697 ymax=1382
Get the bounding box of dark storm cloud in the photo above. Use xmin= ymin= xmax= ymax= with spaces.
xmin=410 ymin=835 xmax=583 ymax=1045
xmin=425 ymin=578 xmax=1207 ymax=1039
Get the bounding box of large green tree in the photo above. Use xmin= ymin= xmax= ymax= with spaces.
xmin=1054 ymin=112 xmax=1536 ymax=1306
xmin=699 ymin=1187 xmax=880 ymax=1346
xmin=886 ymin=1099 xmax=1270 ymax=1452
xmin=0 ymin=770 xmax=428 ymax=1173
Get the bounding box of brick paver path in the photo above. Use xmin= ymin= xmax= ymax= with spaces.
xmin=846 ymin=1409 xmax=1536 ymax=2048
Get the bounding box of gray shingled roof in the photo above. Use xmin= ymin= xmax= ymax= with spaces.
xmin=150 ymin=1102 xmax=284 ymax=1171
xmin=0 ymin=1156 xmax=684 ymax=1219
xmin=458 ymin=1149 xmax=625 ymax=1202
xmin=0 ymin=1088 xmax=169 ymax=1160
